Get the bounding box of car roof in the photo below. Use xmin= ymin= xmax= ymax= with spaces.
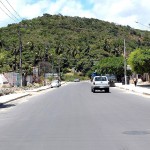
xmin=93 ymin=76 xmax=108 ymax=80
xmin=52 ymin=80 xmax=59 ymax=82
xmin=94 ymin=76 xmax=107 ymax=77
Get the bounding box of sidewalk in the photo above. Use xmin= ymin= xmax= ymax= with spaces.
xmin=0 ymin=82 xmax=66 ymax=105
xmin=115 ymin=82 xmax=150 ymax=95
xmin=0 ymin=85 xmax=52 ymax=105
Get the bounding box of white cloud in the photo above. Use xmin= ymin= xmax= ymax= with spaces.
xmin=19 ymin=0 xmax=49 ymax=19
xmin=90 ymin=0 xmax=150 ymax=30
xmin=47 ymin=0 xmax=95 ymax=18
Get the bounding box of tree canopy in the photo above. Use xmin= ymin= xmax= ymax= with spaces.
xmin=94 ymin=56 xmax=124 ymax=76
xmin=128 ymin=48 xmax=150 ymax=74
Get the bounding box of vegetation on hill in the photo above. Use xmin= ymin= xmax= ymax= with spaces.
xmin=0 ymin=14 xmax=150 ymax=78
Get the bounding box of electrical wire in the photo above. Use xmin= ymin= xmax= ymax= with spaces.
xmin=0 ymin=0 xmax=23 ymax=24
xmin=135 ymin=21 xmax=150 ymax=29
xmin=0 ymin=4 xmax=16 ymax=22
xmin=4 ymin=0 xmax=22 ymax=20
xmin=0 ymin=0 xmax=20 ymax=21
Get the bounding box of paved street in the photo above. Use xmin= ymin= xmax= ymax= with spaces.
xmin=0 ymin=81 xmax=150 ymax=150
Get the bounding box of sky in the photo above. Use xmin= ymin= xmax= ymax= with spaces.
xmin=0 ymin=0 xmax=150 ymax=31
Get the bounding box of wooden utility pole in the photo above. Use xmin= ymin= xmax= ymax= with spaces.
xmin=124 ymin=39 xmax=127 ymax=85
xmin=18 ymin=25 xmax=22 ymax=87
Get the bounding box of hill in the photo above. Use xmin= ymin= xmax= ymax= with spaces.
xmin=0 ymin=14 xmax=150 ymax=76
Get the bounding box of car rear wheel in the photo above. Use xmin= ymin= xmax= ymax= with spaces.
xmin=105 ymin=88 xmax=109 ymax=93
xmin=91 ymin=89 xmax=93 ymax=92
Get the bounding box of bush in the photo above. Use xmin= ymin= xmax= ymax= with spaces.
xmin=0 ymin=88 xmax=14 ymax=96
xmin=62 ymin=73 xmax=89 ymax=81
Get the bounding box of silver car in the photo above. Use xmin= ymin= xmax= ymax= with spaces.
xmin=50 ymin=80 xmax=61 ymax=88
xmin=91 ymin=76 xmax=110 ymax=93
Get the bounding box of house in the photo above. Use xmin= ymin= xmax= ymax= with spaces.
xmin=0 ymin=74 xmax=10 ymax=88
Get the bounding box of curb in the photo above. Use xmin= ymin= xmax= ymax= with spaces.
xmin=115 ymin=83 xmax=150 ymax=96
xmin=26 ymin=86 xmax=51 ymax=92
xmin=0 ymin=82 xmax=67 ymax=105
xmin=0 ymin=93 xmax=31 ymax=105
xmin=143 ymin=92 xmax=150 ymax=96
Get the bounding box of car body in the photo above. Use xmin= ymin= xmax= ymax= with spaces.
xmin=106 ymin=74 xmax=117 ymax=82
xmin=105 ymin=74 xmax=117 ymax=86
xmin=74 ymin=78 xmax=80 ymax=82
xmin=50 ymin=80 xmax=61 ymax=88
xmin=91 ymin=76 xmax=110 ymax=93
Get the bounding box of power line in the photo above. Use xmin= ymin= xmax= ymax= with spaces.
xmin=5 ymin=0 xmax=22 ymax=20
xmin=0 ymin=0 xmax=19 ymax=21
xmin=135 ymin=21 xmax=150 ymax=29
xmin=0 ymin=4 xmax=16 ymax=22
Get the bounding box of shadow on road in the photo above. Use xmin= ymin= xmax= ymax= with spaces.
xmin=123 ymin=130 xmax=150 ymax=135
xmin=137 ymin=85 xmax=150 ymax=89
xmin=0 ymin=103 xmax=16 ymax=109
xmin=93 ymin=90 xmax=111 ymax=93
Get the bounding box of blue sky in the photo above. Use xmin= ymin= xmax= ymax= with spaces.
xmin=80 ymin=0 xmax=94 ymax=9
xmin=0 ymin=0 xmax=150 ymax=30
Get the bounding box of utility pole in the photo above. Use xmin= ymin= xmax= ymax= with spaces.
xmin=58 ymin=58 xmax=61 ymax=80
xmin=44 ymin=46 xmax=48 ymax=86
xmin=18 ymin=25 xmax=22 ymax=87
xmin=14 ymin=48 xmax=17 ymax=71
xmin=124 ymin=39 xmax=127 ymax=85
xmin=50 ymin=54 xmax=54 ymax=77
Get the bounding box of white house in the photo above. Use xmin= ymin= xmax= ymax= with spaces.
xmin=0 ymin=74 xmax=9 ymax=87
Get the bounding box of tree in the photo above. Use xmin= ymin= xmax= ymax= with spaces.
xmin=0 ymin=49 xmax=11 ymax=73
xmin=94 ymin=56 xmax=124 ymax=76
xmin=128 ymin=48 xmax=150 ymax=74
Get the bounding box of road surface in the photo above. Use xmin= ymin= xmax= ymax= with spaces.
xmin=0 ymin=81 xmax=150 ymax=150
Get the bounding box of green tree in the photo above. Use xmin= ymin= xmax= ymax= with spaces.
xmin=0 ymin=49 xmax=11 ymax=73
xmin=128 ymin=48 xmax=150 ymax=74
xmin=0 ymin=50 xmax=5 ymax=63
xmin=94 ymin=56 xmax=124 ymax=76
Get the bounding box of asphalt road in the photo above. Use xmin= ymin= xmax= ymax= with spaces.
xmin=0 ymin=81 xmax=150 ymax=150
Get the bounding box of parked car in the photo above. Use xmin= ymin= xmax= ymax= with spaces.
xmin=50 ymin=80 xmax=61 ymax=88
xmin=91 ymin=76 xmax=110 ymax=93
xmin=74 ymin=78 xmax=80 ymax=82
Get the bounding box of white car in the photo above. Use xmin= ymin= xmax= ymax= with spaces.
xmin=74 ymin=78 xmax=80 ymax=82
xmin=50 ymin=80 xmax=61 ymax=88
xmin=91 ymin=76 xmax=110 ymax=93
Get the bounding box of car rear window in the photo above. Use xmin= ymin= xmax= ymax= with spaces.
xmin=95 ymin=77 xmax=107 ymax=81
xmin=3 ymin=81 xmax=9 ymax=84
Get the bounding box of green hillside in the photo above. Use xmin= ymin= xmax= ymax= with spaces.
xmin=0 ymin=14 xmax=150 ymax=76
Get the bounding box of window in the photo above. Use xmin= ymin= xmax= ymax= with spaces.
xmin=95 ymin=77 xmax=106 ymax=81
